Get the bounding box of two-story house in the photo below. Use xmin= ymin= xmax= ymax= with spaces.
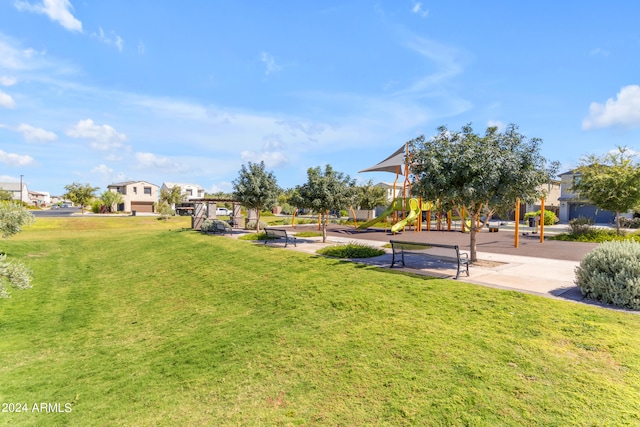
xmin=160 ymin=182 xmax=205 ymax=201
xmin=107 ymin=181 xmax=159 ymax=213
xmin=558 ymin=170 xmax=621 ymax=224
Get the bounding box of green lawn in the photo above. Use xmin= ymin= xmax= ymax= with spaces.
xmin=1 ymin=217 xmax=639 ymax=426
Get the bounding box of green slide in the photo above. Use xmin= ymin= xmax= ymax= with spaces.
xmin=391 ymin=198 xmax=420 ymax=233
xmin=357 ymin=199 xmax=403 ymax=230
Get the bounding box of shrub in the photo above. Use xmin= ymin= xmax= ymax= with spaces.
xmin=569 ymin=216 xmax=593 ymax=235
xmin=575 ymin=240 xmax=640 ymax=310
xmin=0 ymin=254 xmax=32 ymax=298
xmin=201 ymin=219 xmax=230 ymax=233
xmin=523 ymin=210 xmax=559 ymax=225
xmin=619 ymin=217 xmax=640 ymax=229
xmin=91 ymin=200 xmax=102 ymax=213
xmin=245 ymin=220 xmax=267 ymax=231
xmin=317 ymin=242 xmax=385 ymax=258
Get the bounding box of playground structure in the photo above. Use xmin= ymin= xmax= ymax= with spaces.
xmin=357 ymin=143 xmax=548 ymax=245
xmin=357 ymin=143 xmax=450 ymax=233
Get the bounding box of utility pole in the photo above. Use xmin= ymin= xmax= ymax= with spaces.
xmin=20 ymin=174 xmax=23 ymax=205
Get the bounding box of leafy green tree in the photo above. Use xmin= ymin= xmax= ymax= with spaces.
xmin=294 ymin=165 xmax=356 ymax=242
xmin=355 ymin=180 xmax=387 ymax=220
xmin=572 ymin=147 xmax=640 ymax=234
xmin=64 ymin=182 xmax=99 ymax=215
xmin=232 ymin=161 xmax=279 ymax=232
xmin=0 ymin=201 xmax=34 ymax=297
xmin=410 ymin=124 xmax=556 ymax=262
xmin=100 ymin=190 xmax=124 ymax=213
xmin=160 ymin=185 xmax=183 ymax=207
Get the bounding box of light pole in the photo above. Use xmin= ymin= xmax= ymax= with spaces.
xmin=20 ymin=174 xmax=23 ymax=205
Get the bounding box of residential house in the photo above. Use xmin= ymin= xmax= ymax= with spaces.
xmin=160 ymin=182 xmax=205 ymax=201
xmin=0 ymin=181 xmax=30 ymax=204
xmin=107 ymin=181 xmax=159 ymax=213
xmin=519 ymin=180 xmax=562 ymax=220
xmin=28 ymin=190 xmax=51 ymax=207
xmin=557 ymin=170 xmax=626 ymax=224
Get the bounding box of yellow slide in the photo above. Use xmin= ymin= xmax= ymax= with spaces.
xmin=357 ymin=199 xmax=403 ymax=229
xmin=391 ymin=198 xmax=420 ymax=233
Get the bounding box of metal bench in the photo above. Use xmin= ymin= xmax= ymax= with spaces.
xmin=263 ymin=227 xmax=297 ymax=248
xmin=390 ymin=240 xmax=469 ymax=279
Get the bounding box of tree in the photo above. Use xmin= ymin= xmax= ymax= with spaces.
xmin=571 ymin=147 xmax=640 ymax=234
xmin=64 ymin=182 xmax=99 ymax=215
xmin=294 ymin=165 xmax=356 ymax=242
xmin=355 ymin=180 xmax=387 ymax=220
xmin=100 ymin=190 xmax=124 ymax=213
xmin=410 ymin=124 xmax=556 ymax=262
xmin=232 ymin=161 xmax=279 ymax=232
xmin=0 ymin=201 xmax=34 ymax=297
xmin=160 ymin=185 xmax=183 ymax=208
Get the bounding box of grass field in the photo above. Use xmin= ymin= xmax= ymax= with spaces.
xmin=1 ymin=216 xmax=639 ymax=426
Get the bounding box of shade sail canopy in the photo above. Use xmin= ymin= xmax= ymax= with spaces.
xmin=358 ymin=145 xmax=406 ymax=175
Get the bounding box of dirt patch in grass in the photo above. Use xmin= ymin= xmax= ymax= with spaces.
xmin=472 ymin=259 xmax=508 ymax=268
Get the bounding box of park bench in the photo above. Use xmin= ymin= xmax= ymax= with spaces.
xmin=263 ymin=227 xmax=297 ymax=248
xmin=390 ymin=240 xmax=469 ymax=280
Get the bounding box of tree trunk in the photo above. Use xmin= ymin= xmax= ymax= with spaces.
xmin=469 ymin=212 xmax=479 ymax=262
xmin=322 ymin=212 xmax=327 ymax=243
xmin=256 ymin=210 xmax=261 ymax=233
xmin=616 ymin=210 xmax=621 ymax=235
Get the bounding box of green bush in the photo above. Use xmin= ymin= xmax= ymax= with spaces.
xmin=0 ymin=254 xmax=32 ymax=298
xmin=201 ymin=219 xmax=231 ymax=233
xmin=523 ymin=210 xmax=559 ymax=225
xmin=619 ymin=217 xmax=640 ymax=229
xmin=245 ymin=220 xmax=268 ymax=231
xmin=569 ymin=216 xmax=593 ymax=235
xmin=576 ymin=241 xmax=640 ymax=309
xmin=317 ymin=242 xmax=385 ymax=258
xmin=91 ymin=200 xmax=102 ymax=214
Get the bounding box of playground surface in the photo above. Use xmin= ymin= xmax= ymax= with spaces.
xmin=228 ymin=222 xmax=632 ymax=311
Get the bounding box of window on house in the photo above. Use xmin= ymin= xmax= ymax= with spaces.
xmin=133 ymin=187 xmax=137 ymax=194
xmin=186 ymin=189 xmax=192 ymax=196
xmin=144 ymin=187 xmax=152 ymax=195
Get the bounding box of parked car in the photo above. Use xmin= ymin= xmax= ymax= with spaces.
xmin=216 ymin=207 xmax=229 ymax=216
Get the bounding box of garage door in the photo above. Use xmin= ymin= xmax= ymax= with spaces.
xmin=569 ymin=203 xmax=615 ymax=224
xmin=131 ymin=202 xmax=154 ymax=213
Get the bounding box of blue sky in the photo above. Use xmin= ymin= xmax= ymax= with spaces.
xmin=1 ymin=1 xmax=640 ymax=196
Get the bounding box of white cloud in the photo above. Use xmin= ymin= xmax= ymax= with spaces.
xmin=209 ymin=181 xmax=233 ymax=193
xmin=0 ymin=90 xmax=16 ymax=108
xmin=14 ymin=0 xmax=83 ymax=32
xmin=135 ymin=152 xmax=188 ymax=173
xmin=17 ymin=123 xmax=57 ymax=142
xmin=241 ymin=150 xmax=289 ymax=169
xmin=0 ymin=149 xmax=34 ymax=166
xmin=91 ymin=164 xmax=113 ymax=176
xmin=583 ymin=85 xmax=640 ymax=130
xmin=487 ymin=120 xmax=506 ymax=131
xmin=411 ymin=2 xmax=429 ymax=17
xmin=66 ymin=119 xmax=127 ymax=150
xmin=0 ymin=76 xmax=17 ymax=86
xmin=395 ymin=36 xmax=465 ymax=96
xmin=92 ymin=27 xmax=124 ymax=52
xmin=260 ymin=51 xmax=282 ymax=76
